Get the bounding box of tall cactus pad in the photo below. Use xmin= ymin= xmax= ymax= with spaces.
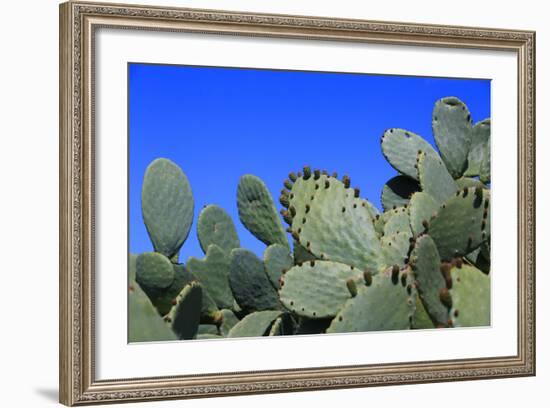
xmin=136 ymin=252 xmax=175 ymax=290
xmin=141 ymin=158 xmax=194 ymax=258
xmin=417 ymin=151 xmax=457 ymax=204
xmin=197 ymin=205 xmax=240 ymax=254
xmin=264 ymin=244 xmax=293 ymax=290
xmin=449 ymin=265 xmax=490 ymax=327
xmin=432 ymin=97 xmax=472 ymax=178
xmin=288 ymin=173 xmax=383 ymax=271
xmin=227 ymin=311 xmax=283 ymax=338
xmin=410 ymin=235 xmax=448 ymax=326
xmin=408 ymin=192 xmax=439 ymax=236
xmin=237 ymin=174 xmax=288 ymax=247
xmin=279 ymin=261 xmax=364 ymax=319
xmin=326 ymin=270 xmax=415 ymax=333
xmin=381 ymin=128 xmax=439 ymax=180
xmin=229 ymin=248 xmax=280 ymax=312
xmin=429 ymin=187 xmax=490 ymax=260
xmin=381 ymin=175 xmax=420 ymax=211
xmin=166 ymin=282 xmax=202 ymax=340
xmin=186 ymin=244 xmax=235 ymax=310
xmin=465 ymin=119 xmax=491 ymax=177
xmin=128 ymin=283 xmax=177 ymax=342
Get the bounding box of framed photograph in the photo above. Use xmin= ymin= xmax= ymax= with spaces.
xmin=59 ymin=1 xmax=535 ymax=405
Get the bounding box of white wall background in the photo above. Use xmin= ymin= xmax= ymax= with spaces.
xmin=0 ymin=0 xmax=545 ymax=406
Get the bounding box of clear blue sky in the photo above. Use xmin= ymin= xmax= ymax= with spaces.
xmin=129 ymin=63 xmax=490 ymax=261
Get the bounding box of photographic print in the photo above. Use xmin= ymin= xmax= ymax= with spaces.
xmin=128 ymin=63 xmax=491 ymax=342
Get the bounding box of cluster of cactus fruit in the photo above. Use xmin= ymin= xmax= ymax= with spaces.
xmin=129 ymin=96 xmax=491 ymax=342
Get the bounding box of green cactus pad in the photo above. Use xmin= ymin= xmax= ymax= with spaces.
xmin=264 ymin=244 xmax=293 ymax=290
xmin=229 ymin=248 xmax=280 ymax=312
xmin=429 ymin=187 xmax=490 ymax=260
xmin=455 ymin=177 xmax=486 ymax=190
xmin=237 ymin=174 xmax=288 ymax=247
xmin=465 ymin=119 xmax=491 ymax=177
xmin=128 ymin=283 xmax=177 ymax=342
xmin=288 ymin=173 xmax=383 ymax=271
xmin=166 ymin=282 xmax=202 ymax=340
xmin=381 ymin=232 xmax=412 ymax=268
xmin=196 ymin=333 xmax=223 ymax=340
xmin=279 ymin=261 xmax=364 ymax=319
xmin=135 ymin=252 xmax=175 ymax=290
xmin=408 ymin=192 xmax=439 ymax=236
xmin=410 ymin=235 xmax=448 ymax=326
xmin=383 ymin=209 xmax=412 ymax=238
xmin=449 ymin=265 xmax=490 ymax=327
xmin=227 ymin=310 xmax=283 ymax=338
xmin=186 ymin=244 xmax=234 ymax=310
xmin=219 ymin=309 xmax=240 ymax=336
xmin=381 ymin=128 xmax=440 ymax=180
xmin=141 ymin=158 xmax=194 ymax=258
xmin=432 ymin=97 xmax=472 ymax=178
xmin=381 ymin=175 xmax=420 ymax=211
xmin=326 ymin=269 xmax=415 ymax=333
xmin=197 ymin=324 xmax=219 ymax=335
xmin=417 ymin=151 xmax=458 ymax=204
xmin=197 ymin=205 xmax=240 ymax=254
xmin=411 ymin=294 xmax=435 ymax=329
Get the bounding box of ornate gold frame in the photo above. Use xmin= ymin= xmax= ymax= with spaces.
xmin=59 ymin=1 xmax=536 ymax=405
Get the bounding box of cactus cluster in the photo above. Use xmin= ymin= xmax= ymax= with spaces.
xmin=129 ymin=96 xmax=491 ymax=342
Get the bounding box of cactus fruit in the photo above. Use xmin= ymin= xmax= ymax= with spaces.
xmin=237 ymin=174 xmax=288 ymax=247
xmin=131 ymin=95 xmax=490 ymax=341
xmin=141 ymin=158 xmax=194 ymax=259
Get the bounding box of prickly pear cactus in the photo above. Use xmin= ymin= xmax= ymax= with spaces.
xmin=130 ymin=95 xmax=490 ymax=342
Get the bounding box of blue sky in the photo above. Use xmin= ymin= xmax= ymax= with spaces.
xmin=129 ymin=63 xmax=490 ymax=261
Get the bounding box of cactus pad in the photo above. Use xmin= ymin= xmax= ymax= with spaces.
xmin=237 ymin=174 xmax=288 ymax=247
xmin=429 ymin=187 xmax=490 ymax=260
xmin=264 ymin=243 xmax=293 ymax=290
xmin=141 ymin=158 xmax=194 ymax=258
xmin=166 ymin=282 xmax=202 ymax=340
xmin=229 ymin=248 xmax=280 ymax=312
xmin=219 ymin=309 xmax=240 ymax=336
xmin=432 ymin=97 xmax=472 ymax=178
xmin=381 ymin=128 xmax=439 ymax=180
xmin=227 ymin=310 xmax=283 ymax=338
xmin=381 ymin=175 xmax=420 ymax=211
xmin=465 ymin=118 xmax=491 ymax=177
xmin=197 ymin=205 xmax=240 ymax=254
xmin=383 ymin=209 xmax=412 ymax=238
xmin=449 ymin=265 xmax=490 ymax=327
xmin=417 ymin=151 xmax=457 ymax=204
xmin=411 ymin=294 xmax=435 ymax=329
xmin=408 ymin=192 xmax=439 ymax=236
xmin=326 ymin=269 xmax=415 ymax=333
xmin=279 ymin=261 xmax=364 ymax=319
xmin=410 ymin=235 xmax=448 ymax=326
xmin=128 ymin=283 xmax=177 ymax=342
xmin=288 ymin=172 xmax=383 ymax=271
xmin=135 ymin=252 xmax=175 ymax=290
xmin=186 ymin=244 xmax=235 ymax=310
